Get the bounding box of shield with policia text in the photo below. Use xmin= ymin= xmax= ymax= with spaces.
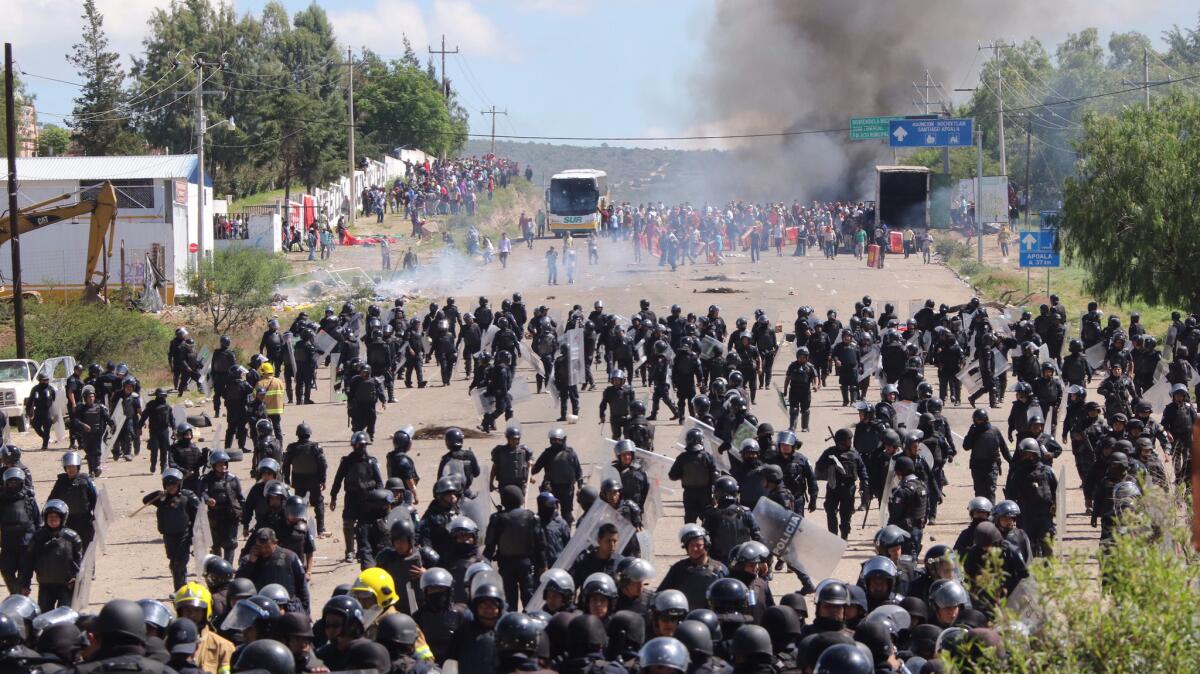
xmin=753 ymin=496 xmax=846 ymax=582
xmin=525 ymin=500 xmax=636 ymax=612
xmin=566 ymin=328 xmax=587 ymax=385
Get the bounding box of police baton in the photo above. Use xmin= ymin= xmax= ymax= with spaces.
xmin=129 ymin=492 xmax=164 ymax=517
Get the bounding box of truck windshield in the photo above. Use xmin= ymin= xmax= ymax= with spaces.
xmin=549 ymin=178 xmax=599 ymax=216
xmin=0 ymin=363 xmax=27 ymax=382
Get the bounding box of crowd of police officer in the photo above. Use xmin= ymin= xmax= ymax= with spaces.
xmin=0 ymin=289 xmax=1186 ymax=674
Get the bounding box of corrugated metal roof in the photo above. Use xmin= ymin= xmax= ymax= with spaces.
xmin=11 ymin=155 xmax=200 ymax=182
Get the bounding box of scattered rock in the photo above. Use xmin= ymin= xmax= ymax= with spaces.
xmin=414 ymin=425 xmax=491 ymax=440
xmin=694 ymin=287 xmax=746 ymax=294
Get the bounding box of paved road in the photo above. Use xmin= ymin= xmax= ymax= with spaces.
xmin=15 ymin=236 xmax=1099 ymax=608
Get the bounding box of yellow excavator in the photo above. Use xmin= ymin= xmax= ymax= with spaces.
xmin=0 ymin=181 xmax=118 ymax=303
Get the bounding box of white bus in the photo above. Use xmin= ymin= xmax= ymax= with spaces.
xmin=546 ymin=169 xmax=610 ymax=236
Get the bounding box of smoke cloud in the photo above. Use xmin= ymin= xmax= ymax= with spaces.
xmin=689 ymin=0 xmax=1095 ymax=202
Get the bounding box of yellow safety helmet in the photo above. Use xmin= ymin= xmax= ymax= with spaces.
xmin=351 ymin=567 xmax=398 ymax=610
xmin=259 ymin=362 xmax=275 ymax=376
xmin=174 ymin=582 xmax=213 ymax=619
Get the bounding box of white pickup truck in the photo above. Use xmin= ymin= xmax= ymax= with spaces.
xmin=0 ymin=359 xmax=40 ymax=432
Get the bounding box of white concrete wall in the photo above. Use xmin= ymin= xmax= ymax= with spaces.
xmin=214 ymin=213 xmax=280 ymax=252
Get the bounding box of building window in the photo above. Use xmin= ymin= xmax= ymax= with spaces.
xmin=81 ymin=179 xmax=156 ymax=210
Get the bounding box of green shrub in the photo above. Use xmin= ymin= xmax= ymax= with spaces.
xmin=181 ymin=248 xmax=289 ymax=334
xmin=963 ymin=486 xmax=1200 ymax=673
xmin=19 ymin=301 xmax=173 ymax=379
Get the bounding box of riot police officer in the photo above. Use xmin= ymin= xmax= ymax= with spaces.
xmin=491 ymin=424 xmax=533 ymax=498
xmin=962 ymin=408 xmax=1011 ymax=502
xmin=282 ymin=422 xmax=328 ymax=536
xmin=48 ymin=451 xmax=97 ymax=552
xmin=658 ymin=525 xmax=729 ymax=611
xmin=197 ymin=450 xmax=245 ymax=563
xmin=0 ymin=466 xmax=39 ymax=592
xmin=532 ymin=428 xmax=584 ymax=525
xmin=600 ymin=370 xmax=636 ymax=440
xmin=783 ymin=347 xmax=820 ymax=432
xmin=142 ymin=468 xmax=200 ymax=591
xmin=670 ymin=429 xmax=718 ymax=524
xmin=167 ymin=423 xmax=208 ymax=495
xmin=19 ymin=498 xmax=82 ymax=611
xmin=484 ymin=485 xmax=545 ymax=610
xmin=886 ymin=457 xmax=928 ymax=558
xmin=330 ymin=432 xmax=384 ymax=563
xmin=816 ymin=429 xmax=869 ymax=540
xmin=701 ymin=477 xmax=762 ymax=565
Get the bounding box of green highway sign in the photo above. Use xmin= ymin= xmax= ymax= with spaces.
xmin=850 ymin=116 xmax=905 ymax=141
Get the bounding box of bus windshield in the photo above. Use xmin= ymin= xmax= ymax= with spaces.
xmin=549 ymin=178 xmax=599 ymax=216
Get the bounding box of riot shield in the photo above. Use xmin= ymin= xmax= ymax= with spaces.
xmin=103 ymin=405 xmax=126 ymax=456
xmin=956 ymin=361 xmax=985 ymax=398
xmin=752 ymin=496 xmax=846 ymax=582
xmin=878 ymin=461 xmax=897 ymax=527
xmin=71 ymin=544 xmax=97 ymax=610
xmin=461 ymin=459 xmax=494 ymax=541
xmin=775 ymin=387 xmax=789 ymax=416
xmin=1037 ymin=343 xmax=1050 ymax=365
xmin=328 ymin=352 xmax=341 ymax=403
xmin=37 ymin=356 xmax=77 ymax=382
xmin=192 ymin=501 xmax=213 ymax=575
xmin=859 ymin=346 xmax=881 ymax=383
xmin=893 ymin=401 xmax=918 ymax=429
xmin=50 ymin=384 xmax=67 ymax=443
xmin=566 ymin=328 xmax=586 ymax=386
xmin=93 ymin=486 xmax=112 ymax=553
xmin=908 ymin=300 xmax=924 ymax=320
xmin=509 ymin=377 xmax=532 ymax=404
xmin=1003 ymin=577 xmax=1041 ymax=628
xmin=1055 ymin=465 xmax=1067 ymax=555
xmin=198 ymin=348 xmax=212 ymax=387
xmin=481 ymin=325 xmax=500 ymax=352
xmin=1084 ymin=342 xmax=1107 ymax=369
xmin=1142 ymin=377 xmax=1172 ymax=412
xmin=523 ymin=348 xmax=546 ymax=380
xmin=700 ymin=336 xmax=723 ymax=361
xmin=993 ymin=349 xmax=1010 ymax=378
xmin=679 ymin=417 xmax=728 ymax=472
xmin=633 ymin=340 xmax=647 ymax=373
xmin=731 ymin=420 xmax=757 ymax=459
xmin=525 ymin=500 xmax=635 ymax=612
xmin=988 ymin=313 xmax=1013 ymax=339
xmin=283 ymin=333 xmax=298 ymax=373
xmin=172 ymin=403 xmax=187 ymax=429
xmin=470 ymin=389 xmax=496 ymax=415
xmin=315 ymin=330 xmax=338 ymax=356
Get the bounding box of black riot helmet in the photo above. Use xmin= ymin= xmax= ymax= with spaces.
xmin=444 ymin=427 xmax=464 ymax=450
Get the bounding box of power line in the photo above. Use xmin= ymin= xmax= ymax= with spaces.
xmin=1005 ymin=72 xmax=1200 ymax=112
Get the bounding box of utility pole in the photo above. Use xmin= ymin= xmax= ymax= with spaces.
xmin=178 ymin=54 xmax=225 ymax=263
xmin=1023 ymin=113 xmax=1032 ymax=292
xmin=1121 ymin=46 xmax=1172 ymax=110
xmin=914 ymin=69 xmax=951 ymax=175
xmin=980 ymin=41 xmax=1007 ymax=177
xmin=428 ymin=35 xmax=459 ymax=104
xmin=5 ymin=43 xmax=26 ymax=358
xmin=343 ymin=47 xmax=356 ymax=230
xmin=481 ymin=106 xmax=508 ymax=155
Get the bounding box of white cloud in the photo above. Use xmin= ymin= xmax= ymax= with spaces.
xmin=328 ymin=0 xmax=505 ymax=61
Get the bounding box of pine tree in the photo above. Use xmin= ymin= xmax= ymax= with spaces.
xmin=68 ymin=0 xmax=143 ymax=155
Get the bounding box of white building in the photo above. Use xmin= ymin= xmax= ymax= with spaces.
xmin=1 ymin=154 xmax=213 ymax=302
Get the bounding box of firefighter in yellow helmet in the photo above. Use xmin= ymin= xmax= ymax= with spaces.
xmin=350 ymin=568 xmax=434 ymax=661
xmin=174 ymin=582 xmax=235 ymax=674
xmin=258 ymin=362 xmax=286 ymax=443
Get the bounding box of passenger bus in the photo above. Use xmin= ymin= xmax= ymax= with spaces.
xmin=546 ymin=169 xmax=609 ymax=236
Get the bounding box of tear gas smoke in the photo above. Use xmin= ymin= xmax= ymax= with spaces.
xmin=690 ymin=0 xmax=1099 ymax=202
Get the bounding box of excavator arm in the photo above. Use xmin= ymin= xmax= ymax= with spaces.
xmin=0 ymin=181 xmax=118 ymax=300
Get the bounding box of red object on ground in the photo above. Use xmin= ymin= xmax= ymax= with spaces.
xmin=867 ymin=244 xmax=880 ymax=268
xmin=889 ymin=231 xmax=903 ymax=254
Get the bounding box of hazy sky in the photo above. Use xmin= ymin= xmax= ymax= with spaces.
xmin=9 ymin=0 xmax=1198 ymax=148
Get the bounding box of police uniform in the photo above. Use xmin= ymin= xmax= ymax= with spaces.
xmin=283 ymin=439 xmax=328 ymax=533
xmin=331 ymin=452 xmax=384 ymax=559
xmin=197 ymin=470 xmax=245 ymax=562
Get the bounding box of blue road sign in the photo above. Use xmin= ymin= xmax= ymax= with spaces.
xmin=888 ymin=118 xmax=973 ymax=148
xmin=1019 ymin=230 xmax=1060 ymax=268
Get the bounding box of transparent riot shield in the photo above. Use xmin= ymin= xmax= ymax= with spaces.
xmin=633 ymin=340 xmax=647 ymax=373
xmin=104 ymin=405 xmax=126 ymax=456
xmin=283 ymin=333 xmax=298 ymax=373
xmin=458 ymin=459 xmax=495 ymax=542
xmin=328 ymin=352 xmax=341 ymax=403
xmin=525 ymin=500 xmax=635 ymax=612
xmin=470 ymin=389 xmax=496 ymax=415
xmin=509 ymin=377 xmax=532 ymax=404
xmin=566 ymin=328 xmax=586 ymax=386
xmin=315 ymin=330 xmax=338 ymax=356
xmin=956 ymin=361 xmax=985 ymax=399
xmin=600 ymin=443 xmax=672 ymax=562
xmin=1084 ymin=342 xmax=1107 ymax=369
xmin=172 ymin=403 xmax=187 ymax=428
xmin=700 ymin=336 xmax=724 ymax=361
xmin=50 ymin=385 xmax=67 ymax=443
xmin=1142 ymin=377 xmax=1172 ymax=412
xmin=192 ymin=501 xmax=213 ymax=576
xmin=678 ymin=417 xmax=727 ymax=472
xmin=71 ymin=545 xmax=97 ymax=611
xmin=1003 ymin=577 xmax=1042 ymax=628
xmin=198 ymin=348 xmax=212 ymax=388
xmin=1055 ymin=466 xmax=1067 ymax=555
xmin=481 ymin=325 xmax=500 ymax=352
xmin=878 ymin=462 xmax=897 ymax=527
xmin=907 ymin=300 xmax=924 ymax=321
xmin=752 ymin=496 xmax=847 ymax=582
xmin=1037 ymin=343 xmax=1050 ymax=365
xmin=523 ymin=348 xmax=546 ymax=380
xmin=993 ymin=349 xmax=1010 ymax=378
xmin=859 ymin=346 xmax=881 ymax=383
xmin=93 ymin=485 xmax=112 ymax=553
xmin=775 ymin=386 xmax=789 ymax=416
xmin=893 ymin=401 xmax=918 ymax=429
xmin=731 ymin=420 xmax=757 ymax=460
